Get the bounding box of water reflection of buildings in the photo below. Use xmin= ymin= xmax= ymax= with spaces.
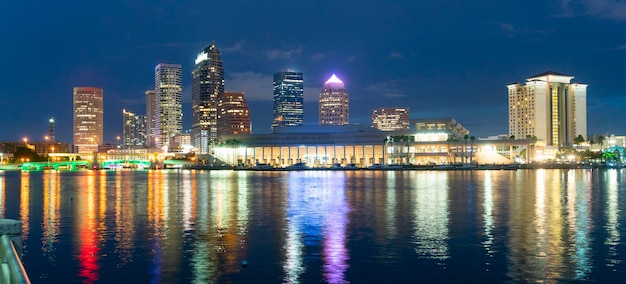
xmin=75 ymin=171 xmax=102 ymax=283
xmin=507 ymin=169 xmax=593 ymax=282
xmin=283 ymin=171 xmax=349 ymax=284
xmin=189 ymin=170 xmax=250 ymax=283
xmin=114 ymin=170 xmax=137 ymax=266
xmin=604 ymin=170 xmax=621 ymax=269
xmin=412 ymin=172 xmax=449 ymax=262
xmin=20 ymin=172 xmax=30 ymax=241
xmin=42 ymin=171 xmax=61 ymax=262
xmin=0 ymin=173 xmax=5 ymax=216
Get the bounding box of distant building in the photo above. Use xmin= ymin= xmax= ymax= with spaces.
xmin=412 ymin=118 xmax=470 ymax=141
xmin=73 ymin=87 xmax=103 ymax=153
xmin=145 ymin=90 xmax=156 ymax=147
xmin=169 ymin=133 xmax=191 ymax=153
xmin=154 ymin=63 xmax=182 ymax=150
xmin=319 ymin=74 xmax=349 ymax=125
xmin=217 ymin=92 xmax=252 ymax=138
xmin=508 ymin=71 xmax=587 ymax=146
xmin=122 ymin=109 xmax=147 ymax=149
xmin=192 ymin=42 xmax=224 ymax=153
xmin=372 ymin=107 xmax=410 ymax=131
xmin=272 ymin=71 xmax=304 ymax=132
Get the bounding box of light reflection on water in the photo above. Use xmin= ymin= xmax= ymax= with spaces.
xmin=411 ymin=171 xmax=449 ymax=262
xmin=0 ymin=169 xmax=624 ymax=283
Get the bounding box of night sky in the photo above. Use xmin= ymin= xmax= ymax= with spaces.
xmin=2 ymin=0 xmax=626 ymax=143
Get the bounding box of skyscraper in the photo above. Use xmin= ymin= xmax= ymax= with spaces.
xmin=371 ymin=107 xmax=410 ymax=131
xmin=145 ymin=89 xmax=156 ymax=148
xmin=507 ymin=71 xmax=587 ymax=146
xmin=154 ymin=63 xmax=182 ymax=150
xmin=123 ymin=109 xmax=147 ymax=149
xmin=73 ymin=87 xmax=103 ymax=153
xmin=272 ymin=71 xmax=304 ymax=132
xmin=191 ymin=42 xmax=224 ymax=153
xmin=217 ymin=92 xmax=252 ymax=137
xmin=319 ymin=74 xmax=349 ymax=125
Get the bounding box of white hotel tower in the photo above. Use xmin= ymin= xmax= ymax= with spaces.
xmin=507 ymin=71 xmax=587 ymax=147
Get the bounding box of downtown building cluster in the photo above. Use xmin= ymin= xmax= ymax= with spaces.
xmin=66 ymin=67 xmax=596 ymax=159
xmin=17 ymin=38 xmax=616 ymax=166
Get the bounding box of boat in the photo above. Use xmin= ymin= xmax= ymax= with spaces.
xmin=329 ymin=163 xmax=344 ymax=169
xmin=252 ymin=163 xmax=274 ymax=170
xmin=344 ymin=163 xmax=359 ymax=170
xmin=455 ymin=163 xmax=478 ymax=170
xmin=367 ymin=164 xmax=403 ymax=170
xmin=285 ymin=162 xmax=310 ymax=170
xmin=433 ymin=164 xmax=455 ymax=170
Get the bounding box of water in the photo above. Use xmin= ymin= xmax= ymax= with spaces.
xmin=0 ymin=169 xmax=625 ymax=283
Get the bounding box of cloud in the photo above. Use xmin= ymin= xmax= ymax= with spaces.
xmin=136 ymin=42 xmax=190 ymax=49
xmin=222 ymin=40 xmax=245 ymax=53
xmin=311 ymin=53 xmax=326 ymax=60
xmin=266 ymin=46 xmax=302 ymax=60
xmin=610 ymin=43 xmax=626 ymax=50
xmin=226 ymin=71 xmax=273 ymax=101
xmin=365 ymin=80 xmax=407 ymax=99
xmin=389 ymin=52 xmax=404 ymax=59
xmin=500 ymin=23 xmax=516 ymax=38
xmin=347 ymin=55 xmax=357 ymax=62
xmin=558 ymin=0 xmax=626 ymax=21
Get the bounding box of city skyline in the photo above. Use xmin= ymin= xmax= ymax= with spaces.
xmin=2 ymin=1 xmax=626 ymax=143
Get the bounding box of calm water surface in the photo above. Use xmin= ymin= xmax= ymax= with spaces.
xmin=0 ymin=169 xmax=625 ymax=283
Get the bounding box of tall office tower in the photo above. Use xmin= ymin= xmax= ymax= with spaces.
xmin=73 ymin=87 xmax=103 ymax=153
xmin=507 ymin=71 xmax=587 ymax=146
xmin=319 ymin=74 xmax=349 ymax=125
xmin=217 ymin=92 xmax=252 ymax=137
xmin=371 ymin=107 xmax=410 ymax=131
xmin=154 ymin=63 xmax=182 ymax=150
xmin=48 ymin=117 xmax=55 ymax=142
xmin=122 ymin=109 xmax=147 ymax=149
xmin=271 ymin=70 xmax=304 ymax=132
xmin=145 ymin=90 xmax=156 ymax=147
xmin=191 ymin=42 xmax=224 ymax=153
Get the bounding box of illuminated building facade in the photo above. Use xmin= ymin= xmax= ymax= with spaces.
xmin=508 ymin=71 xmax=587 ymax=146
xmin=145 ymin=90 xmax=156 ymax=148
xmin=372 ymin=107 xmax=410 ymax=131
xmin=215 ymin=120 xmax=534 ymax=167
xmin=73 ymin=87 xmax=103 ymax=153
xmin=122 ymin=109 xmax=147 ymax=149
xmin=217 ymin=92 xmax=252 ymax=138
xmin=154 ymin=63 xmax=182 ymax=150
xmin=192 ymin=42 xmax=224 ymax=153
xmin=272 ymin=71 xmax=304 ymax=132
xmin=319 ymin=74 xmax=349 ymax=125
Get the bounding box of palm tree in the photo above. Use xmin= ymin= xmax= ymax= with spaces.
xmin=597 ymin=135 xmax=605 ymax=150
xmin=469 ymin=135 xmax=475 ymax=164
xmin=463 ymin=134 xmax=469 ymax=164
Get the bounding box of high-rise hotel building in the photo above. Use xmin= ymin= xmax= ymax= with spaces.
xmin=122 ymin=109 xmax=147 ymax=149
xmin=145 ymin=90 xmax=156 ymax=148
xmin=272 ymin=71 xmax=304 ymax=132
xmin=73 ymin=87 xmax=103 ymax=153
xmin=508 ymin=71 xmax=587 ymax=146
xmin=372 ymin=107 xmax=410 ymax=131
xmin=217 ymin=92 xmax=252 ymax=137
xmin=192 ymin=43 xmax=224 ymax=153
xmin=154 ymin=63 xmax=183 ymax=150
xmin=319 ymin=74 xmax=349 ymax=125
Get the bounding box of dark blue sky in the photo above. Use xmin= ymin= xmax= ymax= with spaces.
xmin=2 ymin=0 xmax=626 ymax=143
